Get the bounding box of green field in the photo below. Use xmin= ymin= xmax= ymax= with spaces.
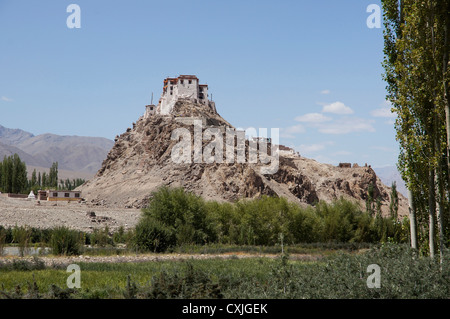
xmin=0 ymin=190 xmax=448 ymax=299
xmin=0 ymin=244 xmax=448 ymax=299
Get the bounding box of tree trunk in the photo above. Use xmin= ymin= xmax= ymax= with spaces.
xmin=443 ymin=14 xmax=450 ymax=193
xmin=407 ymin=187 xmax=418 ymax=250
xmin=428 ymin=169 xmax=436 ymax=258
xmin=445 ymin=103 xmax=450 ymax=187
xmin=437 ymin=162 xmax=445 ymax=265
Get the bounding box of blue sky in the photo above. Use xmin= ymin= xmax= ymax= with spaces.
xmin=0 ymin=0 xmax=399 ymax=168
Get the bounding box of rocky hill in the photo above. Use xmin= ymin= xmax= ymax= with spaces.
xmin=79 ymin=100 xmax=409 ymax=218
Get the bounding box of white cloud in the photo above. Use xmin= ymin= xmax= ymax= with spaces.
xmin=317 ymin=118 xmax=375 ymax=134
xmin=295 ymin=113 xmax=331 ymax=123
xmin=280 ymin=124 xmax=305 ymax=138
xmin=322 ymin=101 xmax=354 ymax=114
xmin=320 ymin=89 xmax=331 ymax=95
xmin=371 ymin=107 xmax=396 ymax=118
xmin=1 ymin=96 xmax=13 ymax=102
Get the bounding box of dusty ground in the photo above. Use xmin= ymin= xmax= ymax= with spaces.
xmin=0 ymin=195 xmax=142 ymax=233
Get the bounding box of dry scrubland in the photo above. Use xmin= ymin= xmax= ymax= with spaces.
xmin=0 ymin=195 xmax=141 ymax=233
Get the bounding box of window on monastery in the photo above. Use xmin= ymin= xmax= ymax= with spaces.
xmin=65 ymin=193 xmax=70 ymax=198
xmin=180 ymin=80 xmax=184 ymax=84
xmin=189 ymin=80 xmax=192 ymax=84
xmin=53 ymin=192 xmax=58 ymax=197
xmin=75 ymin=193 xmax=80 ymax=198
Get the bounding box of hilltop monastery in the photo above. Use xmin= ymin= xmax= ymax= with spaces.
xmin=145 ymin=75 xmax=216 ymax=118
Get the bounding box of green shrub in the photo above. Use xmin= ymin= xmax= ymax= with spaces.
xmin=123 ymin=274 xmax=139 ymax=299
xmin=137 ymin=187 xmax=410 ymax=251
xmin=0 ymin=226 xmax=12 ymax=244
xmin=90 ymin=226 xmax=114 ymax=247
xmin=113 ymin=226 xmax=126 ymax=243
xmin=133 ymin=216 xmax=175 ymax=252
xmin=0 ymin=228 xmax=6 ymax=256
xmin=234 ymin=196 xmax=294 ymax=245
xmin=12 ymin=225 xmax=32 ymax=257
xmin=48 ymin=284 xmax=77 ymax=299
xmin=30 ymin=228 xmax=52 ymax=245
xmin=145 ymin=262 xmax=223 ymax=299
xmin=204 ymin=201 xmax=239 ymax=244
xmin=309 ymin=244 xmax=450 ymax=298
xmin=219 ymin=244 xmax=449 ymax=299
xmin=314 ymin=198 xmax=360 ymax=242
xmin=49 ymin=226 xmax=82 ymax=256
xmin=142 ymin=187 xmax=217 ymax=246
xmin=289 ymin=206 xmax=322 ymax=243
xmin=9 ymin=256 xmax=46 ymax=271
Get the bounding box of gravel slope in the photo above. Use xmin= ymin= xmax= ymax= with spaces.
xmin=0 ymin=195 xmax=142 ymax=233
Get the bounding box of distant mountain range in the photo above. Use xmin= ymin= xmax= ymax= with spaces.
xmin=0 ymin=124 xmax=114 ymax=177
xmin=373 ymin=165 xmax=408 ymax=198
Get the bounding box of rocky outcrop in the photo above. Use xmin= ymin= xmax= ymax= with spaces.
xmin=79 ymin=100 xmax=409 ymax=218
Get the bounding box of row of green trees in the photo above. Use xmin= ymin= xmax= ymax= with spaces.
xmin=58 ymin=178 xmax=86 ymax=191
xmin=0 ymin=154 xmax=28 ymax=194
xmin=0 ymin=155 xmax=58 ymax=194
xmin=381 ymin=0 xmax=450 ymax=259
xmin=0 ymin=153 xmax=85 ymax=194
xmin=29 ymin=162 xmax=59 ymax=191
xmin=134 ymin=187 xmax=409 ymax=252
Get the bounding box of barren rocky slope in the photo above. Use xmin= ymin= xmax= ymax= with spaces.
xmin=0 ymin=195 xmax=141 ymax=233
xmin=79 ymin=101 xmax=409 ymax=218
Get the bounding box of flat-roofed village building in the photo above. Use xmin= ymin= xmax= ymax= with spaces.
xmin=37 ymin=190 xmax=81 ymax=201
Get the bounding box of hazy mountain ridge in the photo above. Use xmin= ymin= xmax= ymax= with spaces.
xmin=0 ymin=124 xmax=114 ymax=175
xmin=373 ymin=165 xmax=408 ymax=198
xmin=0 ymin=141 xmax=45 ymax=167
xmin=0 ymin=125 xmax=34 ymax=146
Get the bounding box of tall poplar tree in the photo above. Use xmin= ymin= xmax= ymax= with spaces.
xmin=382 ymin=0 xmax=449 ymax=259
xmin=49 ymin=162 xmax=58 ymax=189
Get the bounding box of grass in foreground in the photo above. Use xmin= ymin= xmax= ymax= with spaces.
xmin=0 ymin=244 xmax=448 ymax=299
